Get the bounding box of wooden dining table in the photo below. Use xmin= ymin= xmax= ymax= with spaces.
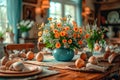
xmin=40 ymin=64 xmax=120 ymax=80
xmin=24 ymin=54 xmax=120 ymax=80
xmin=0 ymin=53 xmax=120 ymax=80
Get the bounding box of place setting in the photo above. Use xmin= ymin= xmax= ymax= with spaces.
xmin=0 ymin=49 xmax=59 ymax=79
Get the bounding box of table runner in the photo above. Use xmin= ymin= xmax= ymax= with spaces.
xmin=25 ymin=54 xmax=80 ymax=69
xmin=25 ymin=54 xmax=113 ymax=72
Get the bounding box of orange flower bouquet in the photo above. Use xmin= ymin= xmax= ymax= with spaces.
xmin=38 ymin=16 xmax=86 ymax=50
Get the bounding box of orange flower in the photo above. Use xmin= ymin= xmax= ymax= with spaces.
xmin=68 ymin=39 xmax=72 ymax=44
xmin=79 ymin=28 xmax=83 ymax=34
xmin=48 ymin=17 xmax=52 ymax=21
xmin=85 ymin=34 xmax=90 ymax=38
xmin=53 ymin=29 xmax=58 ymax=33
xmin=78 ymin=40 xmax=83 ymax=45
xmin=66 ymin=33 xmax=68 ymax=37
xmin=73 ymin=27 xmax=79 ymax=32
xmin=38 ymin=31 xmax=42 ymax=36
xmin=60 ymin=31 xmax=66 ymax=37
xmin=64 ymin=26 xmax=70 ymax=31
xmin=55 ymin=42 xmax=61 ymax=48
xmin=38 ymin=37 xmax=43 ymax=42
xmin=62 ymin=39 xmax=67 ymax=44
xmin=73 ymin=33 xmax=77 ymax=38
xmin=62 ymin=28 xmax=66 ymax=31
xmin=54 ymin=32 xmax=60 ymax=38
xmin=50 ymin=24 xmax=54 ymax=29
xmin=77 ymin=34 xmax=80 ymax=38
xmin=38 ymin=23 xmax=44 ymax=29
xmin=72 ymin=21 xmax=77 ymax=27
xmin=44 ymin=30 xmax=49 ymax=33
xmin=72 ymin=21 xmax=77 ymax=25
xmin=57 ymin=23 xmax=61 ymax=27
xmin=61 ymin=17 xmax=67 ymax=21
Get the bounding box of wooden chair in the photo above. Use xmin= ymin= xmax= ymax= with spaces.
xmin=37 ymin=42 xmax=52 ymax=55
xmin=4 ymin=43 xmax=35 ymax=57
xmin=37 ymin=42 xmax=45 ymax=51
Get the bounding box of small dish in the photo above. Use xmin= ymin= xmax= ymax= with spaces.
xmin=107 ymin=11 xmax=119 ymax=23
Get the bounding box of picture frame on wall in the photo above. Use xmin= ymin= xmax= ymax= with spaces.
xmin=23 ymin=0 xmax=37 ymax=4
xmin=23 ymin=5 xmax=35 ymax=21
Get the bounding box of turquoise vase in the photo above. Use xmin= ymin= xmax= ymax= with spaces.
xmin=21 ymin=32 xmax=29 ymax=38
xmin=52 ymin=47 xmax=74 ymax=61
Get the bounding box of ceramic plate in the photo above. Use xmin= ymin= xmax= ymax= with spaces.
xmin=0 ymin=64 xmax=40 ymax=74
xmin=66 ymin=64 xmax=111 ymax=73
xmin=107 ymin=11 xmax=119 ymax=23
xmin=0 ymin=67 xmax=42 ymax=77
xmin=66 ymin=65 xmax=103 ymax=73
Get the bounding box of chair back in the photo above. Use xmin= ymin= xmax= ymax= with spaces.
xmin=37 ymin=42 xmax=45 ymax=51
xmin=4 ymin=43 xmax=35 ymax=57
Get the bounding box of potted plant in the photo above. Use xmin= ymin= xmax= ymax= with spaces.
xmin=38 ymin=16 xmax=86 ymax=61
xmin=18 ymin=20 xmax=34 ymax=38
xmin=85 ymin=23 xmax=106 ymax=55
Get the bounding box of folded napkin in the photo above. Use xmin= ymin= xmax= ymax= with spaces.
xmin=66 ymin=62 xmax=112 ymax=73
xmin=85 ymin=63 xmax=107 ymax=72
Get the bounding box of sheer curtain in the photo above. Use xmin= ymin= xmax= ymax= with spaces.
xmin=7 ymin=0 xmax=22 ymax=43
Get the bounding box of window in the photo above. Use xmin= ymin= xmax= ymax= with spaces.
xmin=0 ymin=0 xmax=7 ymax=32
xmin=49 ymin=2 xmax=62 ymax=19
xmin=49 ymin=0 xmax=76 ymax=21
xmin=65 ymin=4 xmax=75 ymax=20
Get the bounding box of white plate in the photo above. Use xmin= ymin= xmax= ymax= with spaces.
xmin=0 ymin=64 xmax=43 ymax=77
xmin=0 ymin=64 xmax=39 ymax=74
xmin=107 ymin=11 xmax=119 ymax=23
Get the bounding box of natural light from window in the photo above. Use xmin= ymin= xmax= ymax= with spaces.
xmin=65 ymin=4 xmax=75 ymax=20
xmin=0 ymin=0 xmax=7 ymax=32
xmin=49 ymin=2 xmax=62 ymax=19
xmin=49 ymin=1 xmax=76 ymax=21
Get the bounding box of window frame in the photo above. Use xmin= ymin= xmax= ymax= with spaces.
xmin=49 ymin=1 xmax=62 ymax=19
xmin=49 ymin=0 xmax=77 ymax=21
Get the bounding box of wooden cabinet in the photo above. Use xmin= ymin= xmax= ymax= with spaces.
xmin=94 ymin=0 xmax=120 ymax=37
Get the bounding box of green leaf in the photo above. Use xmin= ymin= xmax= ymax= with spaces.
xmin=0 ymin=32 xmax=4 ymax=38
xmin=87 ymin=38 xmax=95 ymax=52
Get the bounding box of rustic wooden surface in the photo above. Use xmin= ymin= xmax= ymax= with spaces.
xmin=24 ymin=54 xmax=120 ymax=80
xmin=1 ymin=43 xmax=120 ymax=80
xmin=39 ymin=62 xmax=120 ymax=80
